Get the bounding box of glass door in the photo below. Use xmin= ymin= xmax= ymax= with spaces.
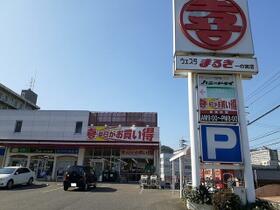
xmin=29 ymin=156 xmax=54 ymax=180
xmin=90 ymin=159 xmax=104 ymax=182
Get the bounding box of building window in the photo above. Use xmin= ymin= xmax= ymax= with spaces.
xmin=14 ymin=121 xmax=23 ymax=133
xmin=75 ymin=121 xmax=83 ymax=134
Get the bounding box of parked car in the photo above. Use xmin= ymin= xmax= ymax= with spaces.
xmin=0 ymin=166 xmax=35 ymax=189
xmin=63 ymin=165 xmax=97 ymax=191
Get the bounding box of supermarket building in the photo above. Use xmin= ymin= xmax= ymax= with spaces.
xmin=0 ymin=110 xmax=160 ymax=182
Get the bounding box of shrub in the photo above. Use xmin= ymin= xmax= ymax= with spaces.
xmin=249 ymin=199 xmax=275 ymax=210
xmin=183 ymin=185 xmax=212 ymax=205
xmin=212 ymin=190 xmax=241 ymax=210
xmin=182 ymin=185 xmax=192 ymax=201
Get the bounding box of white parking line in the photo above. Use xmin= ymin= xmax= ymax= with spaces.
xmin=42 ymin=187 xmax=62 ymax=193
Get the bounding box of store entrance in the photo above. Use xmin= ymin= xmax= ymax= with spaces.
xmin=90 ymin=159 xmax=104 ymax=182
xmin=29 ymin=156 xmax=54 ymax=180
xmin=120 ymin=158 xmax=155 ymax=182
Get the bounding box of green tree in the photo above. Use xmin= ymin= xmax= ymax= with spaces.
xmin=161 ymin=145 xmax=174 ymax=154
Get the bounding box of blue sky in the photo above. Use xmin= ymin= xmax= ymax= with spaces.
xmin=0 ymin=0 xmax=279 ymax=150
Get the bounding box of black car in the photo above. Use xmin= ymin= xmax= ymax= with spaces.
xmin=63 ymin=165 xmax=97 ymax=191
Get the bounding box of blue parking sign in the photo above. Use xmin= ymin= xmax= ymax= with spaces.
xmin=201 ymin=125 xmax=242 ymax=163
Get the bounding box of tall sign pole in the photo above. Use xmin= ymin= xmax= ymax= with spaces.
xmin=188 ymin=72 xmax=200 ymax=187
xmin=172 ymin=0 xmax=258 ymax=203
xmin=236 ymin=75 xmax=256 ymax=202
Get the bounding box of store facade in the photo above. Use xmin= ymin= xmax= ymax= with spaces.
xmin=84 ymin=122 xmax=159 ymax=181
xmin=6 ymin=147 xmax=78 ymax=180
xmin=0 ymin=110 xmax=160 ymax=182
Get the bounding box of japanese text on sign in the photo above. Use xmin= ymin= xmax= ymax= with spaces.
xmin=120 ymin=150 xmax=154 ymax=158
xmin=198 ymin=75 xmax=239 ymax=123
xmin=87 ymin=126 xmax=159 ymax=142
xmin=178 ymin=56 xmax=257 ymax=72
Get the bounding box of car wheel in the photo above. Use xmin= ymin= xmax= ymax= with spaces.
xmin=27 ymin=177 xmax=34 ymax=185
xmin=63 ymin=184 xmax=69 ymax=191
xmin=7 ymin=180 xmax=13 ymax=190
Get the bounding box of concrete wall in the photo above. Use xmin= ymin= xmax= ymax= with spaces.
xmin=0 ymin=110 xmax=90 ymax=141
xmin=256 ymin=184 xmax=280 ymax=197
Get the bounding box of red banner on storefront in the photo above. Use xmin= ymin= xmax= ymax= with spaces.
xmin=87 ymin=126 xmax=159 ymax=142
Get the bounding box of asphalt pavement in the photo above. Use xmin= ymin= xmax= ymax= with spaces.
xmin=0 ymin=182 xmax=186 ymax=210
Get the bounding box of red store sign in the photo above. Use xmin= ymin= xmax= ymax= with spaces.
xmin=179 ymin=0 xmax=247 ymax=50
xmin=87 ymin=126 xmax=159 ymax=142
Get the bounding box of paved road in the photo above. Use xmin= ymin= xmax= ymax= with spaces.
xmin=0 ymin=182 xmax=185 ymax=210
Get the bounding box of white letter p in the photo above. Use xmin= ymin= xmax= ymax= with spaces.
xmin=206 ymin=127 xmax=237 ymax=159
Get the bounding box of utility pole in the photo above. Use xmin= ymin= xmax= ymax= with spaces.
xmin=179 ymin=138 xmax=187 ymax=148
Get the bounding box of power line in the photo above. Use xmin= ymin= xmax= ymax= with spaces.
xmin=247 ymin=104 xmax=280 ymax=126
xmin=248 ymin=81 xmax=280 ymax=106
xmin=253 ymin=122 xmax=280 ymax=130
xmin=251 ymin=137 xmax=280 ymax=148
xmin=253 ymin=139 xmax=280 ymax=149
xmin=250 ymin=130 xmax=280 ymax=142
xmin=264 ymin=140 xmax=280 ymax=148
xmin=246 ymin=71 xmax=280 ymax=100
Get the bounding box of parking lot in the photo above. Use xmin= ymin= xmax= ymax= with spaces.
xmin=0 ymin=182 xmax=185 ymax=210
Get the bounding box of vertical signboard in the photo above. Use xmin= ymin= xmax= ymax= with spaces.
xmin=198 ymin=75 xmax=238 ymax=123
xmin=172 ymin=0 xmax=257 ymax=202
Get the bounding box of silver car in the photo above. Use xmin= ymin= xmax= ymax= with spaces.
xmin=0 ymin=167 xmax=35 ymax=189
